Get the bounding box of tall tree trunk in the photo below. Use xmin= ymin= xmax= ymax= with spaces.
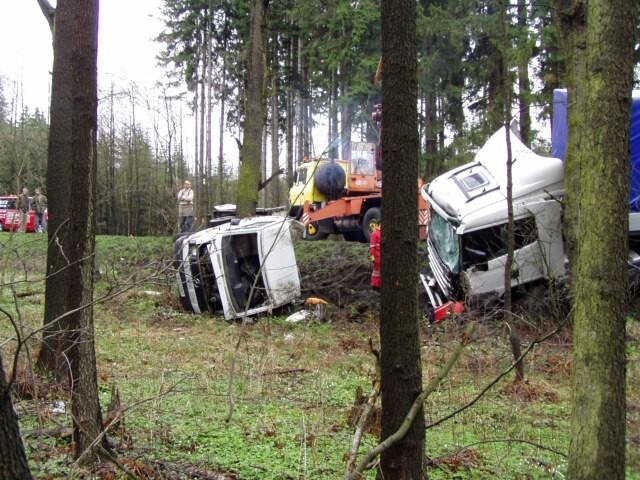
xmin=379 ymin=0 xmax=424 ymax=478
xmin=163 ymin=91 xmax=175 ymax=190
xmin=261 ymin=126 xmax=267 ymax=207
xmin=127 ymin=92 xmax=136 ymax=236
xmin=198 ymin=49 xmax=207 ymax=227
xmin=295 ymin=36 xmax=304 ymax=165
xmin=206 ymin=5 xmax=213 ymax=212
xmin=192 ymin=88 xmax=198 ymax=222
xmin=218 ymin=45 xmax=227 ymax=204
xmin=108 ymin=85 xmax=117 ymax=234
xmin=339 ymin=65 xmax=352 ymax=161
xmin=424 ymin=87 xmax=437 ymax=178
xmin=303 ymin=72 xmax=311 ymax=158
xmin=38 ymin=0 xmax=74 ymax=375
xmin=498 ymin=0 xmax=524 ymax=382
xmin=0 ymin=354 xmax=32 ymax=479
xmin=567 ymin=0 xmax=635 ymax=477
xmin=237 ymin=0 xmax=267 ymax=217
xmin=329 ymin=70 xmax=338 ymax=159
xmin=555 ymin=0 xmax=587 ymax=269
xmin=270 ymin=66 xmax=280 ymax=207
xmin=517 ymin=0 xmax=532 ymax=146
xmin=285 ymin=33 xmax=295 ymax=187
xmin=63 ymin=0 xmax=108 ymax=462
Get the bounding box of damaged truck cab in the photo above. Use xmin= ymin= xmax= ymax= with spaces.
xmin=423 ymin=89 xmax=640 ymax=315
xmin=175 ymin=216 xmax=301 ymax=320
xmin=422 ymin=125 xmax=566 ymax=310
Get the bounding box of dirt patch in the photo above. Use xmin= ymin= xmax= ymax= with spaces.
xmin=433 ymin=448 xmax=482 ymax=472
xmin=501 ymin=379 xmax=560 ymax=403
xmin=297 ymin=240 xmax=379 ymax=319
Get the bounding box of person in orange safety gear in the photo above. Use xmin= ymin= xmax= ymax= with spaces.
xmin=369 ymin=224 xmax=381 ymax=289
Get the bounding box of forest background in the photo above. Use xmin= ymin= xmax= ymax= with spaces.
xmin=3 ymin=0 xmax=636 ymax=235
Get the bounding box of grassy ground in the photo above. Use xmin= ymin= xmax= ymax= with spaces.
xmin=0 ymin=232 xmax=638 ymax=479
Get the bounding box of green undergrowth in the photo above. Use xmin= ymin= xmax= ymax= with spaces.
xmin=0 ymin=233 xmax=638 ymax=478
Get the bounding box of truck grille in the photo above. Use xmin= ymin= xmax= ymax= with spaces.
xmin=427 ymin=236 xmax=453 ymax=298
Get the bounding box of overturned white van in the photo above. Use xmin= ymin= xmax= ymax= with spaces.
xmin=175 ymin=216 xmax=301 ymax=320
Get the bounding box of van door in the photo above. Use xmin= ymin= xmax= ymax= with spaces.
xmin=259 ymin=223 xmax=301 ymax=306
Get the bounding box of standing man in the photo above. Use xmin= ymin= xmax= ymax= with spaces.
xmin=33 ymin=188 xmax=47 ymax=233
xmin=17 ymin=187 xmax=30 ymax=233
xmin=177 ymin=180 xmax=194 ymax=233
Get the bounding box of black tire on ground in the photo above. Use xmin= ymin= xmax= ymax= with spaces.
xmin=362 ymin=207 xmax=381 ymax=243
xmin=305 ymin=222 xmax=329 ymax=241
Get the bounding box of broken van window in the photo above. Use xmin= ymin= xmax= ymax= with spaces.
xmin=461 ymin=216 xmax=537 ymax=268
xmin=221 ymin=234 xmax=266 ymax=312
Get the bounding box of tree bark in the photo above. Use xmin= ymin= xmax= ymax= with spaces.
xmin=379 ymin=0 xmax=424 ymax=478
xmin=59 ymin=0 xmax=108 ymax=462
xmin=295 ymin=36 xmax=304 ymax=165
xmin=36 ymin=0 xmax=55 ymax=33
xmin=218 ymin=40 xmax=227 ymax=204
xmin=237 ymin=0 xmax=267 ymax=217
xmin=37 ymin=0 xmax=74 ymax=376
xmin=270 ymin=60 xmax=280 ymax=207
xmin=554 ymin=0 xmax=587 ymax=270
xmin=567 ymin=0 xmax=635 ymax=477
xmin=0 ymin=354 xmax=32 ymax=479
xmin=285 ymin=33 xmax=295 ymax=188
xmin=517 ymin=0 xmax=532 ymax=146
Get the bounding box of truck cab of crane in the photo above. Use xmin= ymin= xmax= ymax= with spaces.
xmin=288 ymin=143 xmax=380 ymax=214
xmin=288 ymin=158 xmax=348 ymax=219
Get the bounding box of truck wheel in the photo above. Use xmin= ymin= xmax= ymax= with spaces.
xmin=362 ymin=207 xmax=381 ymax=242
xmin=305 ymin=222 xmax=328 ymax=241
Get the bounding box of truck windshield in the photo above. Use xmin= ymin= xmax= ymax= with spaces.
xmin=429 ymin=211 xmax=460 ymax=273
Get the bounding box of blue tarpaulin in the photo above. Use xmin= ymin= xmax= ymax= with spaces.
xmin=551 ymin=89 xmax=640 ymax=212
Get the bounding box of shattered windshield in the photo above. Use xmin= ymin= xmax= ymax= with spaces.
xmin=429 ymin=211 xmax=460 ymax=273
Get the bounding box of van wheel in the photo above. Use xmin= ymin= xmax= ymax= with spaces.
xmin=305 ymin=222 xmax=328 ymax=241
xmin=362 ymin=207 xmax=381 ymax=242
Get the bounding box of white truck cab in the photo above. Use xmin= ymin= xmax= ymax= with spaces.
xmin=422 ymin=90 xmax=640 ymax=316
xmin=175 ymin=216 xmax=301 ymax=320
xmin=422 ymin=124 xmax=567 ymax=309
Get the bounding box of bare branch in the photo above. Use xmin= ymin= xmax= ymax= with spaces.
xmin=36 ymin=0 xmax=56 ymax=33
xmin=348 ymin=322 xmax=476 ymax=480
xmin=425 ymin=325 xmax=561 ymax=430
xmin=345 ymin=340 xmax=381 ymax=479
